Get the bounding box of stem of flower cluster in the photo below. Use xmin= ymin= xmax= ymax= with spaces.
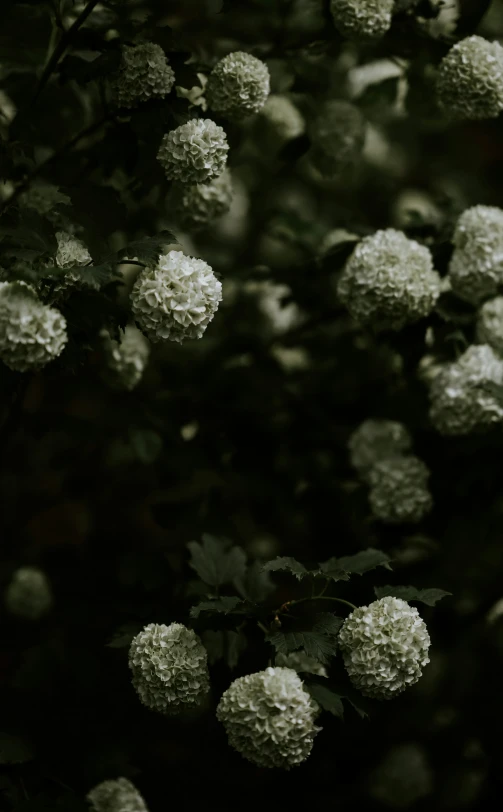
xmin=279 ymin=596 xmax=357 ymax=613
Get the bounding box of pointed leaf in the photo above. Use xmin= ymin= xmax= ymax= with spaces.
xmin=306 ymin=683 xmax=344 ymax=718
xmin=262 ymin=557 xmax=308 ymax=580
xmin=190 ymin=595 xmax=245 ymax=618
xmin=374 ymin=585 xmax=452 ymax=606
xmin=187 ymin=535 xmax=247 ymax=587
xmin=117 ymin=232 xmax=177 ymax=266
xmin=234 ymin=560 xmax=276 ymax=602
xmin=337 ymin=548 xmax=392 ymax=575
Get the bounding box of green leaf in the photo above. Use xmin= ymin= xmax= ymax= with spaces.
xmin=337 ymin=548 xmax=392 ymax=575
xmin=201 ymin=629 xmax=247 ymax=668
xmin=262 ymin=557 xmax=308 ymax=580
xmin=374 ymin=585 xmax=452 ymax=606
xmin=187 ymin=535 xmax=247 ymax=588
xmin=0 ymin=733 xmax=34 ymax=764
xmin=105 ymin=623 xmax=142 ymax=648
xmin=268 ymin=613 xmax=342 ymax=664
xmin=305 ymin=683 xmax=344 ymax=718
xmin=41 ymin=262 xmax=121 ymax=290
xmin=190 ymin=595 xmax=245 ymax=618
xmin=234 ymin=560 xmax=276 ymax=602
xmin=129 ymin=429 xmax=163 ymax=465
xmin=117 ymin=232 xmax=177 ymax=266
xmin=317 ymin=559 xmax=351 ymax=582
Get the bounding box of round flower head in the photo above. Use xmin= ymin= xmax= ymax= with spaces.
xmin=157 ymin=119 xmax=229 ymax=184
xmin=87 ymin=778 xmax=148 ymax=812
xmin=349 ymin=419 xmax=412 ymax=481
xmin=275 ymin=651 xmax=328 ymax=678
xmin=259 ymin=94 xmax=305 ymax=141
xmin=338 ymin=597 xmax=431 ymax=699
xmin=436 ymin=36 xmax=503 ymax=120
xmin=369 ymin=744 xmax=433 ymax=809
xmin=0 ymin=281 xmax=67 ymax=372
xmin=368 ymin=455 xmax=433 ymax=524
xmin=128 ymin=622 xmax=210 ymax=714
xmin=109 ymin=42 xmax=175 ymax=108
xmin=19 ymin=182 xmax=71 ymax=228
xmin=337 ymin=229 xmax=441 ymax=331
xmin=448 ymin=205 xmax=503 ymax=305
xmin=101 ymin=324 xmax=150 ymax=391
xmin=428 ymin=344 xmax=503 ymax=435
xmin=206 ymin=51 xmax=270 ymax=120
xmin=477 ymin=297 xmax=503 ymax=353
xmin=130 ymin=250 xmax=222 ymax=343
xmin=216 ymin=667 xmax=320 ymax=769
xmin=309 ymin=100 xmax=366 ymax=181
xmin=49 ymin=230 xmax=93 ymax=296
xmin=5 ymin=566 xmax=53 ymax=620
xmin=171 ymin=169 xmax=233 ymax=231
xmin=330 ymin=0 xmax=394 ymax=40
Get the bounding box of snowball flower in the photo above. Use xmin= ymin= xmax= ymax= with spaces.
xmin=172 ymin=169 xmax=233 ymax=230
xmin=428 ymin=344 xmax=503 ymax=435
xmin=348 ymin=419 xmax=412 ymax=480
xmin=0 ymin=281 xmax=67 ymax=372
xmin=101 ymin=324 xmax=150 ymax=391
xmin=130 ymin=250 xmax=222 ymax=343
xmin=368 ymin=455 xmax=433 ymax=524
xmin=448 ymin=205 xmax=503 ymax=305
xmin=259 ymin=94 xmax=305 ymax=141
xmin=5 ymin=566 xmax=53 ymax=620
xmin=338 ymin=597 xmax=431 ymax=699
xmin=216 ymin=667 xmax=320 ymax=769
xmin=369 ymin=744 xmax=433 ymax=809
xmin=109 ymin=42 xmax=175 ymax=108
xmin=206 ymin=51 xmax=270 ymax=120
xmin=275 ymin=651 xmax=328 ymax=678
xmin=309 ymin=100 xmax=366 ymax=180
xmin=19 ymin=182 xmax=71 ymax=228
xmin=128 ymin=622 xmax=210 ymax=714
xmin=87 ymin=778 xmax=148 ymax=812
xmin=436 ymin=36 xmax=503 ymax=120
xmin=477 ymin=297 xmax=503 ymax=353
xmin=157 ymin=119 xmax=229 ymax=184
xmin=330 ymin=0 xmax=394 ymax=40
xmin=337 ymin=229 xmax=441 ymax=331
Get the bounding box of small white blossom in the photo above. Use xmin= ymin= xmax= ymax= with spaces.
xmin=130 ymin=250 xmax=222 ymax=343
xmin=259 ymin=95 xmax=305 ymax=141
xmin=368 ymin=455 xmax=433 ymax=524
xmin=101 ymin=324 xmax=150 ymax=391
xmin=206 ymin=52 xmax=270 ymax=120
xmin=477 ymin=297 xmax=503 ymax=354
xmin=172 ymin=170 xmax=233 ymax=231
xmin=216 ymin=667 xmax=320 ymax=769
xmin=157 ymin=119 xmax=229 ymax=184
xmin=109 ymin=43 xmax=175 ymax=108
xmin=349 ymin=419 xmax=412 ymax=480
xmin=5 ymin=566 xmax=53 ymax=620
xmin=309 ymin=100 xmax=366 ymax=180
xmin=338 ymin=598 xmax=431 ymax=699
xmin=87 ymin=778 xmax=148 ymax=812
xmin=448 ymin=205 xmax=503 ymax=305
xmin=129 ymin=622 xmax=210 ymax=714
xmin=330 ymin=0 xmax=394 ymax=40
xmin=437 ymin=36 xmax=503 ymax=120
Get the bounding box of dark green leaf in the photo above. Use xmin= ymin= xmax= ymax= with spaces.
xmin=190 ymin=595 xmax=245 ymax=618
xmin=268 ymin=613 xmax=342 ymax=664
xmin=201 ymin=629 xmax=247 ymax=668
xmin=305 ymin=683 xmax=344 ymax=718
xmin=117 ymin=232 xmax=177 ymax=266
xmin=105 ymin=623 xmax=142 ymax=648
xmin=234 ymin=560 xmax=276 ymax=602
xmin=262 ymin=556 xmax=308 ymax=580
xmin=374 ymin=585 xmax=452 ymax=606
xmin=187 ymin=535 xmax=247 ymax=587
xmin=0 ymin=733 xmax=34 ymax=764
xmin=337 ymin=548 xmax=392 ymax=575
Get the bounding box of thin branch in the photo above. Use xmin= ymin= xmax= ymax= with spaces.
xmin=278 ymin=596 xmax=357 ymax=613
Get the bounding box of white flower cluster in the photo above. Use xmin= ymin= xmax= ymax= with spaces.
xmin=369 ymin=743 xmax=433 ymax=809
xmin=0 ymin=281 xmax=67 ymax=372
xmin=206 ymin=51 xmax=270 ymax=120
xmin=109 ymin=43 xmax=175 ymax=108
xmin=216 ymin=667 xmax=320 ymax=769
xmin=5 ymin=566 xmax=53 ymax=620
xmin=157 ymin=119 xmax=229 ymax=184
xmin=172 ymin=170 xmax=234 ymax=230
xmin=330 ymin=0 xmax=394 ymax=40
xmin=19 ymin=182 xmax=71 ymax=228
xmin=448 ymin=205 xmax=503 ymax=305
xmin=101 ymin=324 xmax=150 ymax=391
xmin=437 ymin=36 xmax=503 ymax=120
xmin=337 ymin=229 xmax=441 ymax=331
xmin=51 ymin=231 xmax=92 ymax=296
xmin=338 ymin=597 xmax=431 ymax=699
xmin=258 ymin=94 xmax=305 ymax=141
xmin=309 ymin=100 xmax=366 ymax=181
xmin=87 ymin=778 xmax=148 ymax=812
xmin=348 ymin=418 xmax=412 ymax=481
xmin=368 ymin=456 xmax=433 ymax=524
xmin=477 ymin=297 xmax=503 ymax=353
xmin=128 ymin=622 xmax=210 ymax=714
xmin=131 ymin=251 xmax=222 ymax=343
xmin=428 ymin=344 xmax=503 ymax=435
xmin=275 ymin=651 xmax=328 ymax=678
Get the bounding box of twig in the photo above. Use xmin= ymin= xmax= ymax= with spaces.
xmin=278 ymin=596 xmax=357 ymax=613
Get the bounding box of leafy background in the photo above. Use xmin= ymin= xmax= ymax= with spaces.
xmin=1 ymin=0 xmax=503 ymax=809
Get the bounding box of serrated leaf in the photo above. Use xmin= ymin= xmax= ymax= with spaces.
xmin=117 ymin=232 xmax=177 ymax=266
xmin=41 ymin=262 xmax=120 ymax=290
xmin=374 ymin=585 xmax=452 ymax=606
xmin=262 ymin=557 xmax=308 ymax=580
xmin=190 ymin=595 xmax=245 ymax=618
xmin=187 ymin=535 xmax=247 ymax=587
xmin=337 ymin=548 xmax=392 ymax=575
xmin=317 ymin=559 xmax=351 ymax=582
xmin=306 ymin=683 xmax=344 ymax=718
xmin=268 ymin=613 xmax=342 ymax=664
xmin=234 ymin=560 xmax=276 ymax=602
xmin=0 ymin=733 xmax=34 ymax=764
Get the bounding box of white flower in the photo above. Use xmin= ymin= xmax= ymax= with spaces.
xmin=19 ymin=182 xmax=71 ymax=228
xmin=428 ymin=344 xmax=503 ymax=435
xmin=130 ymin=250 xmax=222 ymax=343
xmin=50 ymin=231 xmax=93 ymax=295
xmin=216 ymin=667 xmax=320 ymax=769
xmin=368 ymin=456 xmax=433 ymax=524
xmin=309 ymin=100 xmax=366 ymax=180
xmin=437 ymin=36 xmax=503 ymax=120
xmin=349 ymin=419 xmax=412 ymax=481
xmin=206 ymin=52 xmax=270 ymax=120
xmin=275 ymin=651 xmax=328 ymax=678
xmin=172 ymin=170 xmax=233 ymax=230
xmin=157 ymin=119 xmax=229 ymax=184
xmin=101 ymin=324 xmax=150 ymax=391
xmin=448 ymin=205 xmax=503 ymax=305
xmin=259 ymin=95 xmax=305 ymax=141
xmin=338 ymin=597 xmax=431 ymax=699
xmin=5 ymin=566 xmax=53 ymax=620
xmin=128 ymin=622 xmax=210 ymax=714
xmin=477 ymin=297 xmax=503 ymax=354
xmin=369 ymin=743 xmax=433 ymax=809
xmin=109 ymin=43 xmax=175 ymax=108
xmin=0 ymin=281 xmax=67 ymax=372
xmin=337 ymin=229 xmax=441 ymax=331
xmin=87 ymin=778 xmax=148 ymax=812
xmin=330 ymin=0 xmax=394 ymax=40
